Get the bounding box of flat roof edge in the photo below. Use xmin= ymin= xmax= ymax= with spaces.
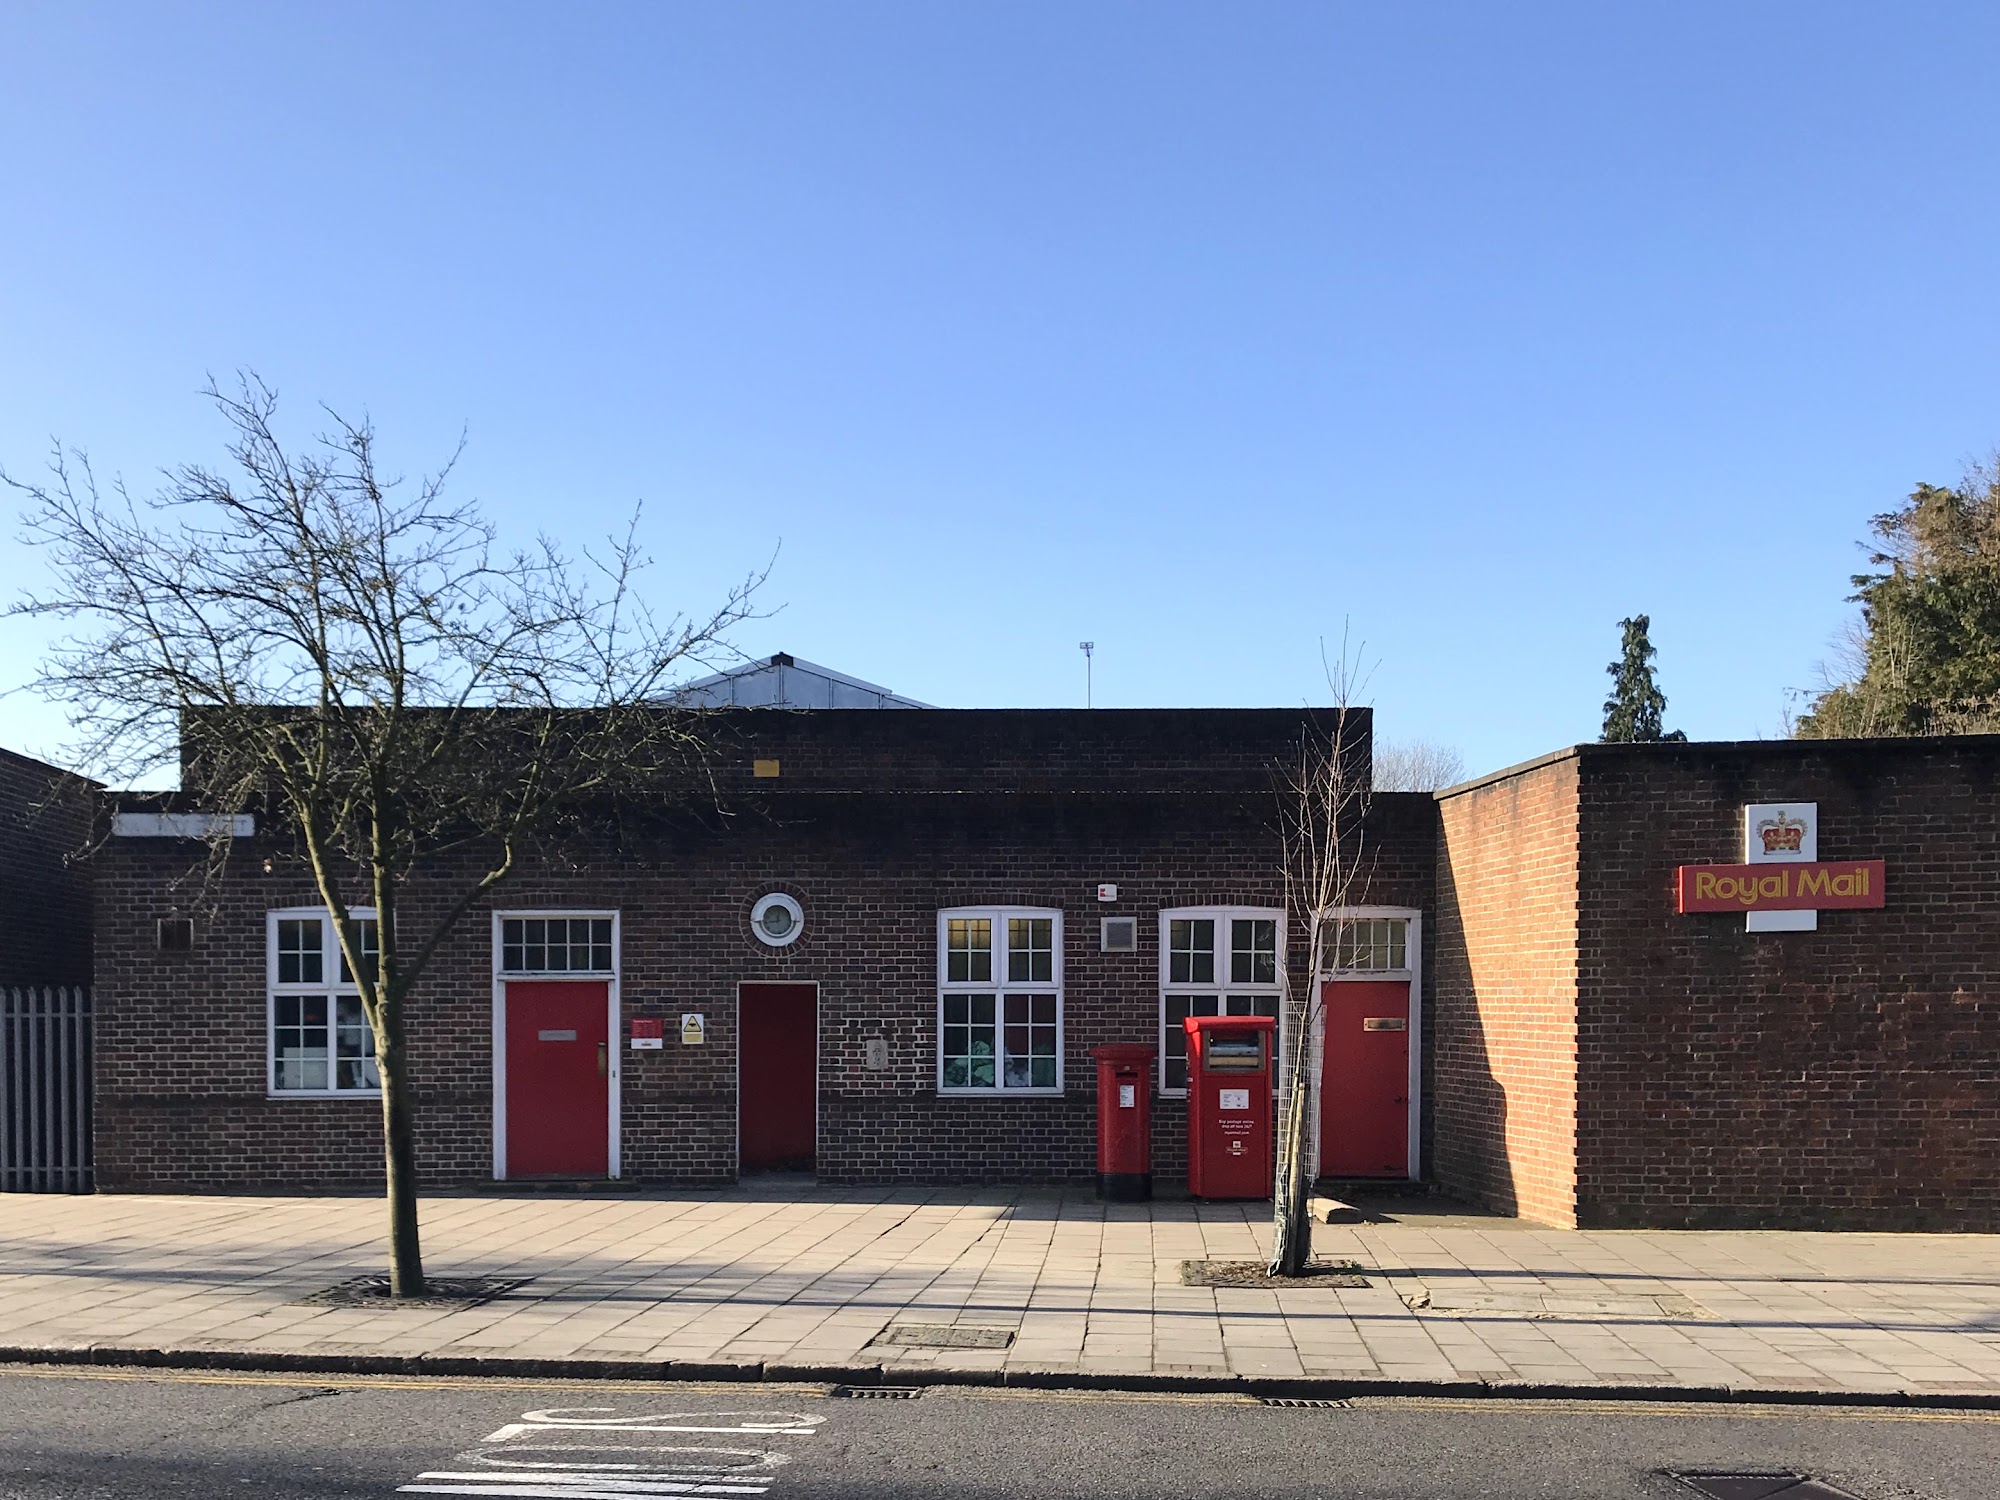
xmin=1433 ymin=745 xmax=1584 ymax=800
xmin=1436 ymin=731 xmax=2000 ymax=800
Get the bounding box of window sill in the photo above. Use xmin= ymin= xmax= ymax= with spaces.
xmin=936 ymin=1087 xmax=1066 ymax=1099
xmin=266 ymin=1090 xmax=382 ymax=1101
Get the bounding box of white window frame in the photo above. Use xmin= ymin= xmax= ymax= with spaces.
xmin=935 ymin=906 xmax=1064 ymax=1097
xmin=490 ymin=909 xmax=622 ymax=1181
xmin=1314 ymin=906 xmax=1422 ymax=1182
xmin=1157 ymin=906 xmax=1286 ymax=1097
xmin=265 ymin=906 xmax=381 ymax=1099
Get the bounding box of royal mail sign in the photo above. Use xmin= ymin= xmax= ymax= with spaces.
xmin=1676 ymin=801 xmax=1886 ymax=928
xmin=1677 ymin=859 xmax=1885 ymax=913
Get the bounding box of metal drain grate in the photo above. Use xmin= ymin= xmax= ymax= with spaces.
xmin=295 ymin=1274 xmax=530 ymax=1309
xmin=1259 ymin=1397 xmax=1348 ymax=1409
xmin=872 ymin=1324 xmax=1016 ymax=1350
xmin=831 ymin=1385 xmax=924 ymax=1400
xmin=1667 ymin=1472 xmax=1863 ymax=1500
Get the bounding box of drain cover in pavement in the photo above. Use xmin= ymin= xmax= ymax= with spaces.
xmin=296 ymin=1275 xmax=530 ymax=1309
xmin=872 ymin=1323 xmax=1015 ymax=1349
xmin=832 ymin=1385 xmax=925 ymax=1399
xmin=1669 ymin=1473 xmax=1863 ymax=1499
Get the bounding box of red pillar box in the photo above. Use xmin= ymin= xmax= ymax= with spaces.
xmin=1184 ymin=1014 xmax=1275 ymax=1200
xmin=1091 ymin=1043 xmax=1157 ymax=1201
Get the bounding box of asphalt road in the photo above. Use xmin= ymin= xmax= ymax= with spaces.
xmin=0 ymin=1365 xmax=1995 ymax=1500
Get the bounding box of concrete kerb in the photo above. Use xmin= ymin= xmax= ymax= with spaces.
xmin=4 ymin=1345 xmax=1999 ymax=1412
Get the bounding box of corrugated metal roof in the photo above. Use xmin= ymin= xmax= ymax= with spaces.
xmin=672 ymin=653 xmax=931 ymax=709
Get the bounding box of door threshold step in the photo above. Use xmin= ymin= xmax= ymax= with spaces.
xmin=485 ymin=1178 xmax=642 ymax=1193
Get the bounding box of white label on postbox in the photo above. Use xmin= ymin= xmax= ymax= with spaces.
xmin=1218 ymin=1088 xmax=1250 ymax=1111
xmin=1118 ymin=1083 xmax=1136 ymax=1109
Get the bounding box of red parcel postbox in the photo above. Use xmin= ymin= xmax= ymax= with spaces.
xmin=1184 ymin=1014 xmax=1275 ymax=1199
xmin=1091 ymin=1043 xmax=1156 ymax=1201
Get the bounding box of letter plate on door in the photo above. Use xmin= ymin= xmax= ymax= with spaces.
xmin=537 ymin=1029 xmax=578 ymax=1041
xmin=1362 ymin=1017 xmax=1407 ymax=1032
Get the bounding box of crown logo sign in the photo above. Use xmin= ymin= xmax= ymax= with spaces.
xmin=1757 ymin=811 xmax=1807 ymax=854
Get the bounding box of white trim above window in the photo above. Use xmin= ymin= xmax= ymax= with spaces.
xmin=936 ymin=906 xmax=1064 ymax=1096
xmin=266 ymin=907 xmax=380 ymax=1098
xmin=1158 ymin=906 xmax=1284 ymax=1096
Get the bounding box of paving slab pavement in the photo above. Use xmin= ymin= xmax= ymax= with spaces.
xmin=2 ymin=1182 xmax=1998 ymax=1403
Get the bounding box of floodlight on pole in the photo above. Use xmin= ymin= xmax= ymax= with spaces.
xmin=1079 ymin=641 xmax=1094 ymax=708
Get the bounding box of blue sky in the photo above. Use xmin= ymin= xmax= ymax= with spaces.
xmin=5 ymin=2 xmax=2000 ymax=778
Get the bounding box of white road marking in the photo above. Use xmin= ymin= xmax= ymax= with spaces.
xmin=398 ymin=1485 xmax=766 ymax=1498
xmin=416 ymin=1480 xmax=772 ymax=1496
xmin=485 ymin=1410 xmax=821 ymax=1441
xmin=462 ymin=1449 xmax=783 ymax=1472
xmin=397 ymin=1403 xmax=822 ymax=1498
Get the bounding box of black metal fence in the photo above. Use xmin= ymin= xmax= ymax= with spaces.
xmin=1 ymin=985 xmax=93 ymax=1192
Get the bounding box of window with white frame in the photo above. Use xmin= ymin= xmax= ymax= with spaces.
xmin=1326 ymin=916 xmax=1410 ymax=972
xmin=500 ymin=916 xmax=614 ymax=974
xmin=937 ymin=908 xmax=1062 ymax=1093
xmin=268 ymin=910 xmax=381 ymax=1094
xmin=1159 ymin=908 xmax=1283 ymax=1093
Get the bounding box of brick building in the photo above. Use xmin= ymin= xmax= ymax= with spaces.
xmin=0 ymin=746 xmax=94 ymax=985
xmin=1433 ymin=737 xmax=2000 ymax=1231
xmin=83 ymin=675 xmax=2000 ymax=1231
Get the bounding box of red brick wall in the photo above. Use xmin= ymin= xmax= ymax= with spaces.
xmin=1432 ymin=754 xmax=1581 ymax=1225
xmin=0 ymin=747 xmax=94 ymax=985
xmin=1573 ymin=738 xmax=2000 ymax=1229
xmin=93 ymin=709 xmax=1439 ymax=1193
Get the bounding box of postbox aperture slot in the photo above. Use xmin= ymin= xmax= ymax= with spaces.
xmin=1204 ymin=1032 xmax=1264 ymax=1070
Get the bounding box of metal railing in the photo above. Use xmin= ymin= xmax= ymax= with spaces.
xmin=1 ymin=985 xmax=93 ymax=1192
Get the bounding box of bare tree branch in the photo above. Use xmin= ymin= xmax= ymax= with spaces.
xmin=4 ymin=374 xmax=767 ymax=1294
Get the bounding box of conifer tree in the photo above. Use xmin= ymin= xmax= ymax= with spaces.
xmin=1601 ymin=615 xmax=1686 ymax=742
xmin=1795 ymin=465 xmax=2000 ymax=737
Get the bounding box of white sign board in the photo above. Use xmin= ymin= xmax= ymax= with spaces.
xmin=1744 ymin=802 xmax=1817 ymax=933
xmin=1218 ymin=1088 xmax=1250 ymax=1112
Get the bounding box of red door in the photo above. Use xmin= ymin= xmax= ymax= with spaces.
xmin=1319 ymin=979 xmax=1410 ymax=1178
xmin=505 ymin=981 xmax=610 ymax=1177
xmin=739 ymin=983 xmax=816 ymax=1172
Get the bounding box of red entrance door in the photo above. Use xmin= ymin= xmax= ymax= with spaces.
xmin=505 ymin=981 xmax=610 ymax=1177
xmin=739 ymin=983 xmax=817 ymax=1172
xmin=1319 ymin=979 xmax=1410 ymax=1178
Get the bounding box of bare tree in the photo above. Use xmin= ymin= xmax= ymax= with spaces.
xmin=1370 ymin=738 xmax=1466 ymax=793
xmin=5 ymin=376 xmax=761 ymax=1294
xmin=1269 ymin=650 xmax=1373 ymax=1278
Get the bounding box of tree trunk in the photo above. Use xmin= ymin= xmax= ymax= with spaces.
xmin=376 ymin=1012 xmax=426 ymax=1297
xmin=1269 ymin=1021 xmax=1315 ymax=1277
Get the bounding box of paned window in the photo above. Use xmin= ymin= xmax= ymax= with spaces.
xmin=1160 ymin=908 xmax=1283 ymax=1093
xmin=501 ymin=916 xmax=614 ymax=975
xmin=1329 ymin=917 xmax=1410 ymax=972
xmin=937 ymin=909 xmax=1062 ymax=1093
xmin=268 ymin=909 xmax=380 ymax=1095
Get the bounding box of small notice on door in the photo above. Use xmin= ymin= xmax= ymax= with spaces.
xmin=1218 ymin=1088 xmax=1250 ymax=1111
xmin=681 ymin=1012 xmax=706 ymax=1046
xmin=629 ymin=1018 xmax=664 ymax=1050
